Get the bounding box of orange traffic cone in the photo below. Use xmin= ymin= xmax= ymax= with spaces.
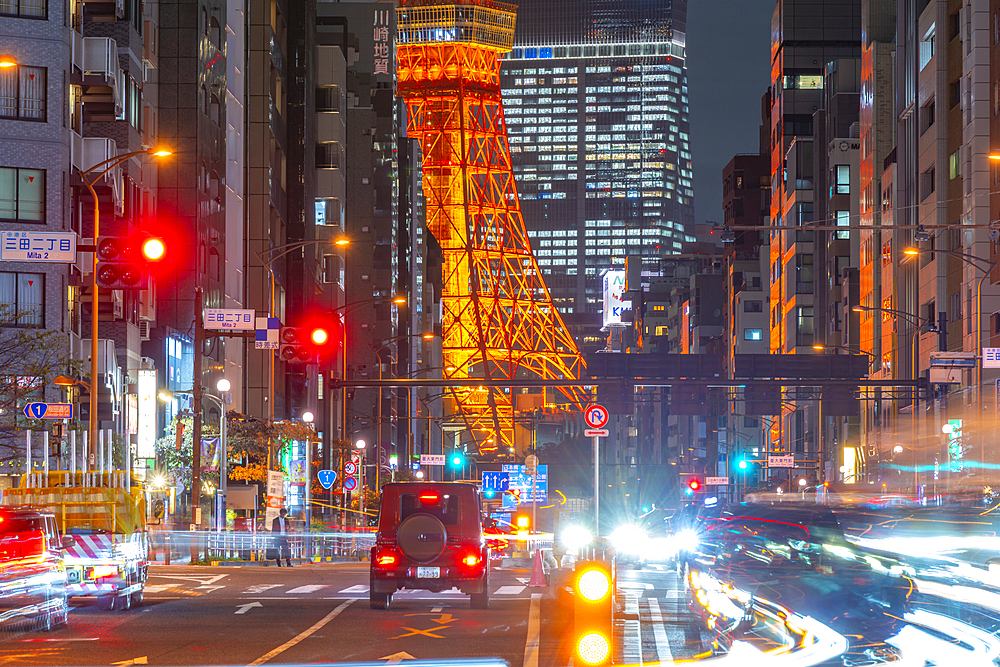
xmin=528 ymin=548 xmax=547 ymax=587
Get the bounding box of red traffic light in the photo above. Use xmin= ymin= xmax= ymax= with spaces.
xmin=310 ymin=327 xmax=329 ymax=345
xmin=141 ymin=237 xmax=166 ymax=261
xmin=688 ymin=479 xmax=701 ymax=491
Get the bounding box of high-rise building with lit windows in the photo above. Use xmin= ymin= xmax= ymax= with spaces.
xmin=500 ymin=0 xmax=695 ymax=343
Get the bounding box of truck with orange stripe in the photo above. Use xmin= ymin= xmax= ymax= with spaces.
xmin=2 ymin=470 xmax=148 ymax=611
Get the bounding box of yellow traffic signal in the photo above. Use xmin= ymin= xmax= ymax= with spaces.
xmin=573 ymin=560 xmax=614 ymax=666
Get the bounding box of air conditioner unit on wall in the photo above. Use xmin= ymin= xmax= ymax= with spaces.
xmin=138 ymin=320 xmax=150 ymax=341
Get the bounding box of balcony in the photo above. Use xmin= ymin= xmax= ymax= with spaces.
xmin=79 ymin=137 xmax=123 ymax=215
xmin=71 ymin=37 xmax=121 ymax=121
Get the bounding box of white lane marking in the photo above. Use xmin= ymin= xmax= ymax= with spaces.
xmin=523 ymin=594 xmax=541 ymax=667
xmin=431 ymin=607 xmax=443 ymax=612
xmin=285 ymin=585 xmax=327 ymax=594
xmin=246 ymin=600 xmax=353 ymax=667
xmin=620 ymin=592 xmax=642 ymax=665
xmin=647 ymin=598 xmax=674 ymax=663
xmin=380 ymin=652 xmax=416 ymax=664
xmin=150 ymin=573 xmax=228 ymax=586
xmin=338 ymin=585 xmax=369 ymax=594
xmin=495 ymin=585 xmax=526 ymax=595
xmin=244 ymin=584 xmax=282 ymax=594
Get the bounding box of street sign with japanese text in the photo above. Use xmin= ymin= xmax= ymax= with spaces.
xmin=768 ymin=455 xmax=795 ymax=468
xmin=706 ymin=477 xmax=729 ymax=485
xmin=420 ymin=454 xmax=446 ymax=466
xmin=0 ymin=231 xmax=76 ymax=262
xmin=22 ymin=403 xmax=73 ymax=419
xmin=204 ymin=309 xmax=255 ymax=330
xmin=985 ymin=348 xmax=1000 ymax=368
xmin=255 ymin=317 xmax=280 ymax=349
xmin=501 ymin=464 xmax=547 ymax=507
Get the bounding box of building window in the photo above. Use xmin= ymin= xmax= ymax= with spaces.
xmin=743 ymin=416 xmax=758 ymax=428
xmin=795 ymin=306 xmax=814 ymax=347
xmin=835 ymin=210 xmax=850 ymax=239
xmin=0 ymin=167 xmax=44 ymax=222
xmin=316 ymin=85 xmax=344 ymax=114
xmin=744 ymin=300 xmax=763 ymax=313
xmin=315 ymin=197 xmax=343 ymax=228
xmin=949 ymin=148 xmax=962 ymax=180
xmin=834 ymin=165 xmax=850 ymax=194
xmin=315 ymin=142 xmax=342 ymax=169
xmin=0 ymin=0 xmax=45 ymax=18
xmin=0 ymin=65 xmax=46 ymax=120
xmin=0 ymin=271 xmax=44 ymax=327
xmin=744 ymin=328 xmax=763 ymax=341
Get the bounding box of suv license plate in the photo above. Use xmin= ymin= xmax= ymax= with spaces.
xmin=416 ymin=567 xmax=440 ymax=578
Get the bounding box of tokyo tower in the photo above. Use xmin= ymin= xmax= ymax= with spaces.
xmin=396 ymin=0 xmax=588 ymax=456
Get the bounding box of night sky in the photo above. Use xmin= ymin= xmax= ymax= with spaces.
xmin=686 ymin=0 xmax=776 ymax=227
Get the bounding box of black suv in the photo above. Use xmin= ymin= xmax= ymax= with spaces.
xmin=370 ymin=482 xmax=489 ymax=610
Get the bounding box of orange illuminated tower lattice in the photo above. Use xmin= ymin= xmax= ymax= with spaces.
xmin=396 ymin=0 xmax=587 ymax=456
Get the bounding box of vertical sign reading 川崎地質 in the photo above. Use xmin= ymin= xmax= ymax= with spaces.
xmin=373 ymin=9 xmax=390 ymax=76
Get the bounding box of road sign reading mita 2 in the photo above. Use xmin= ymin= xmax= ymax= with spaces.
xmin=584 ymin=404 xmax=609 ymax=429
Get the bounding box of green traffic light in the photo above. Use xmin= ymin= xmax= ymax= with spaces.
xmin=738 ymin=459 xmax=748 ymax=470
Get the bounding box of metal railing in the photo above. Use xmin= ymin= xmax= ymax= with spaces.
xmin=147 ymin=530 xmax=377 ymax=564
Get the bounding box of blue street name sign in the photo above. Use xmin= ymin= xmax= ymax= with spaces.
xmin=22 ymin=403 xmax=73 ymax=419
xmin=317 ymin=470 xmax=337 ymax=489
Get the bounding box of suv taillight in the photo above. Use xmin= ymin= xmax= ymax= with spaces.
xmin=374 ymin=546 xmax=401 ymax=568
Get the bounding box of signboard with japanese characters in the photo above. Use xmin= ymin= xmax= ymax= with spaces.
xmin=373 ymin=8 xmax=391 ymax=76
xmin=0 ymin=231 xmax=76 ymax=262
xmin=204 ymin=308 xmax=255 ymax=330
xmin=500 ymin=464 xmax=548 ymax=508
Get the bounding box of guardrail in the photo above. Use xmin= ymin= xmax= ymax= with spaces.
xmin=148 ymin=530 xmax=377 ymax=564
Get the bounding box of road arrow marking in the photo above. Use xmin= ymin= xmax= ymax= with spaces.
xmin=235 ymin=602 xmax=263 ymax=615
xmin=380 ymin=652 xmax=416 ymax=664
xmin=111 ymin=658 xmax=148 ymax=666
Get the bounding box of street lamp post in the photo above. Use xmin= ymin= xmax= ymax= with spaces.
xmin=369 ymin=332 xmax=436 ymax=491
xmin=903 ymin=246 xmax=999 ymax=408
xmin=79 ymin=148 xmax=171 ymax=463
xmin=852 ymin=303 xmax=936 ymax=493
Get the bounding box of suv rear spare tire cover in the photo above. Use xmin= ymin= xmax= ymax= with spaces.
xmin=397 ymin=513 xmax=448 ymax=563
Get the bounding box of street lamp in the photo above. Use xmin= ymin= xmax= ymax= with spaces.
xmin=79 ymin=147 xmax=172 ymax=465
xmin=0 ymin=55 xmax=17 ymax=68
xmin=903 ymin=246 xmax=999 ymax=408
xmin=159 ymin=380 xmax=229 ymax=531
xmin=355 ymin=439 xmax=367 ymax=515
xmin=301 ymin=411 xmax=315 ymax=424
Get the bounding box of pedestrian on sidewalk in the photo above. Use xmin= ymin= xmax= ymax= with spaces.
xmin=271 ymin=508 xmax=293 ymax=567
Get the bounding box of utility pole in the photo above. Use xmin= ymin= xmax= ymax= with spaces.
xmin=192 ymin=287 xmax=203 ymax=527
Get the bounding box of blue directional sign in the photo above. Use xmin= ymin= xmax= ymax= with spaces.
xmin=481 ymin=471 xmax=510 ymax=492
xmin=501 ymin=464 xmax=547 ymax=508
xmin=317 ymin=470 xmax=337 ymax=489
xmin=22 ymin=403 xmax=73 ymax=419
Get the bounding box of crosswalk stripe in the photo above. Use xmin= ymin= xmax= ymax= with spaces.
xmin=244 ymin=584 xmax=282 ymax=594
xmin=495 ymin=585 xmax=526 ymax=595
xmin=618 ymin=592 xmax=643 ymax=666
xmin=338 ymin=585 xmax=369 ymax=594
xmin=286 ymin=585 xmax=327 ymax=594
xmin=647 ymin=598 xmax=674 ymax=663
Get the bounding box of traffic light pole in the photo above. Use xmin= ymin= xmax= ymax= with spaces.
xmin=192 ymin=287 xmax=203 ymax=529
xmin=82 ymin=176 xmax=100 ymax=472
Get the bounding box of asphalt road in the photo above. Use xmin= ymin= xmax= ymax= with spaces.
xmin=0 ymin=563 xmax=556 ymax=667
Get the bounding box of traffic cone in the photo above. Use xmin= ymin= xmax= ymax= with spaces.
xmin=528 ymin=548 xmax=547 ymax=587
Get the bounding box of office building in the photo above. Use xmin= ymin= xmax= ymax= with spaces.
xmin=501 ymin=0 xmax=695 ymax=337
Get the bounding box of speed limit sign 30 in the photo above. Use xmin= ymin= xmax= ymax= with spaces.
xmin=584 ymin=404 xmax=609 ymax=429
